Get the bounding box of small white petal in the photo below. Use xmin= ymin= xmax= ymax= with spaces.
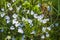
xmin=47 ymin=6 xmax=51 ymax=11
xmin=41 ymin=35 xmax=45 ymax=39
xmin=12 ymin=14 xmax=18 ymax=18
xmin=6 ymin=36 xmax=11 ymax=39
xmin=27 ymin=19 xmax=32 ymax=24
xmin=20 ymin=24 xmax=24 ymax=27
xmin=10 ymin=26 xmax=15 ymax=30
xmin=7 ymin=3 xmax=11 ymax=7
xmin=22 ymin=35 xmax=25 ymax=40
xmin=12 ymin=19 xmax=18 ymax=24
xmin=12 ymin=0 xmax=16 ymax=2
xmin=30 ymin=23 xmax=33 ymax=27
xmin=51 ymin=24 xmax=54 ymax=27
xmin=6 ymin=20 xmax=10 ymax=23
xmin=44 ymin=19 xmax=49 ymax=21
xmin=15 ymin=23 xmax=20 ymax=27
xmin=46 ymin=32 xmax=49 ymax=37
xmin=12 ymin=36 xmax=15 ymax=40
xmin=40 ymin=20 xmax=47 ymax=24
xmin=31 ymin=31 xmax=35 ymax=34
xmin=37 ymin=14 xmax=44 ymax=20
xmin=23 ymin=10 xmax=26 ymax=12
xmin=31 ymin=11 xmax=34 ymax=15
xmin=0 ymin=13 xmax=5 ymax=17
xmin=5 ymin=16 xmax=10 ymax=20
xmin=40 ymin=18 xmax=49 ymax=24
xmin=27 ymin=10 xmax=30 ymax=14
xmin=16 ymin=7 xmax=20 ymax=11
xmin=9 ymin=7 xmax=13 ymax=11
xmin=42 ymin=27 xmax=46 ymax=32
xmin=22 ymin=17 xmax=25 ymax=21
xmin=18 ymin=28 xmax=24 ymax=34
xmin=1 ymin=8 xmax=4 ymax=11
xmin=34 ymin=14 xmax=38 ymax=18
xmin=31 ymin=39 xmax=33 ymax=40
xmin=55 ymin=23 xmax=59 ymax=27
xmin=19 ymin=5 xmax=22 ymax=8
xmin=37 ymin=4 xmax=40 ymax=7
xmin=16 ymin=5 xmax=21 ymax=11
xmin=47 ymin=27 xmax=51 ymax=31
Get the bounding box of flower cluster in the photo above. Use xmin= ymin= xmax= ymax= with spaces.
xmin=0 ymin=0 xmax=53 ymax=40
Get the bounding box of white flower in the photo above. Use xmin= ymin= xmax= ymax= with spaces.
xmin=1 ymin=8 xmax=4 ymax=11
xmin=7 ymin=3 xmax=11 ymax=7
xmin=9 ymin=7 xmax=13 ymax=11
xmin=6 ymin=35 xmax=11 ymax=39
xmin=51 ymin=24 xmax=54 ymax=27
xmin=31 ymin=39 xmax=33 ymax=40
xmin=12 ymin=19 xmax=18 ymax=24
xmin=30 ymin=23 xmax=33 ymax=27
xmin=47 ymin=27 xmax=51 ymax=31
xmin=40 ymin=20 xmax=47 ymax=24
xmin=44 ymin=18 xmax=49 ymax=21
xmin=22 ymin=18 xmax=33 ymax=26
xmin=18 ymin=28 xmax=24 ymax=34
xmin=55 ymin=23 xmax=59 ymax=27
xmin=37 ymin=3 xmax=40 ymax=7
xmin=42 ymin=27 xmax=46 ymax=32
xmin=23 ymin=9 xmax=26 ymax=12
xmin=12 ymin=14 xmax=18 ymax=18
xmin=27 ymin=10 xmax=30 ymax=14
xmin=47 ymin=6 xmax=51 ymax=11
xmin=16 ymin=5 xmax=21 ymax=11
xmin=37 ymin=14 xmax=44 ymax=21
xmin=31 ymin=31 xmax=35 ymax=34
xmin=40 ymin=18 xmax=49 ymax=24
xmin=31 ymin=11 xmax=34 ymax=15
xmin=22 ymin=35 xmax=25 ymax=40
xmin=19 ymin=5 xmax=22 ymax=8
xmin=27 ymin=19 xmax=32 ymax=24
xmin=20 ymin=24 xmax=24 ymax=27
xmin=12 ymin=0 xmax=16 ymax=2
xmin=16 ymin=7 xmax=20 ymax=11
xmin=5 ymin=16 xmax=10 ymax=20
xmin=15 ymin=23 xmax=20 ymax=27
xmin=12 ymin=36 xmax=15 ymax=40
xmin=10 ymin=26 xmax=15 ymax=30
xmin=41 ymin=35 xmax=45 ymax=39
xmin=6 ymin=19 xmax=10 ymax=23
xmin=46 ymin=32 xmax=49 ymax=37
xmin=0 ymin=13 xmax=5 ymax=17
xmin=12 ymin=19 xmax=20 ymax=27
xmin=34 ymin=14 xmax=38 ymax=18
xmin=22 ymin=17 xmax=25 ymax=21
xmin=22 ymin=18 xmax=32 ymax=26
